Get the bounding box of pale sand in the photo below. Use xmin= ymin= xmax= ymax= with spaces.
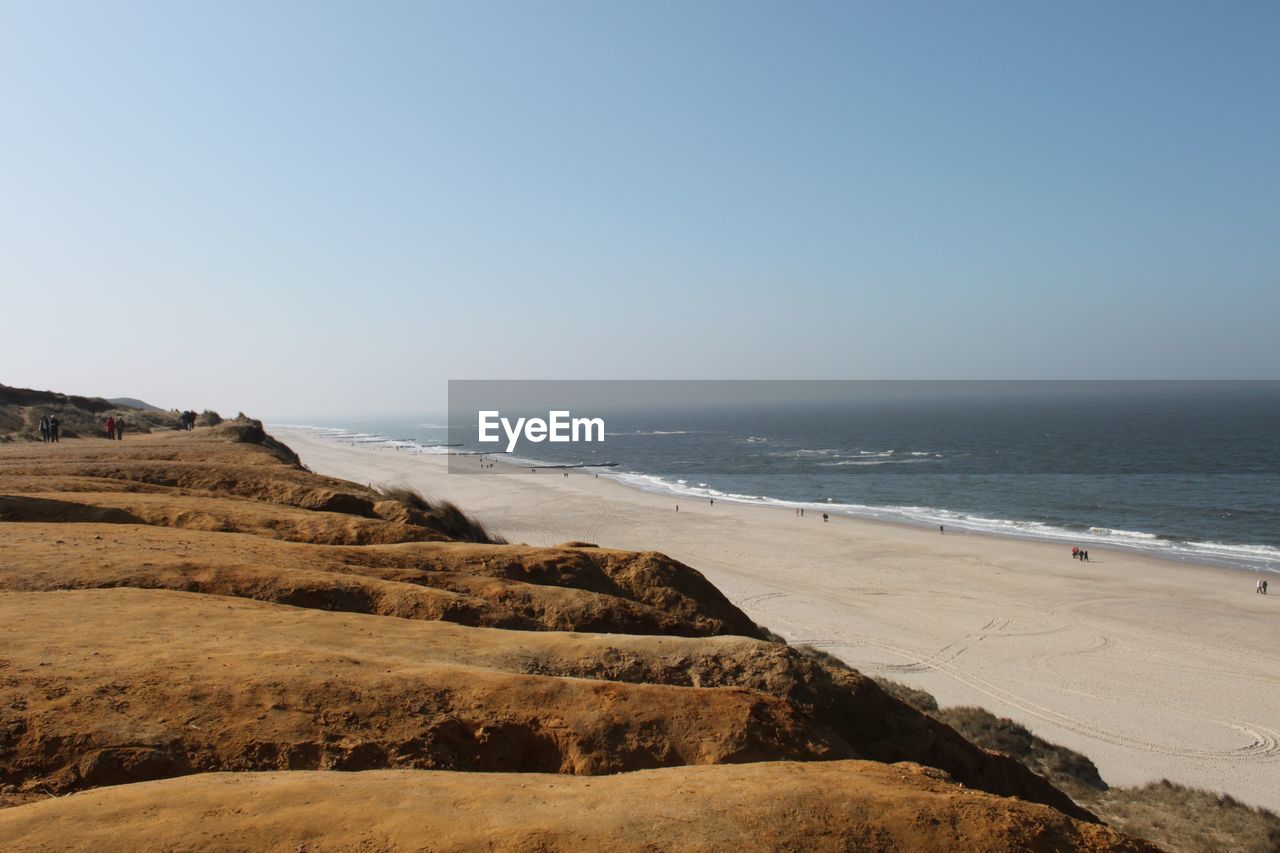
xmin=274 ymin=427 xmax=1280 ymax=810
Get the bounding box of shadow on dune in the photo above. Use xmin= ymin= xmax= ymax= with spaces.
xmin=0 ymin=495 xmax=145 ymax=525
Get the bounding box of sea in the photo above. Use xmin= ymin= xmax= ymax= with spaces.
xmin=275 ymin=382 xmax=1280 ymax=575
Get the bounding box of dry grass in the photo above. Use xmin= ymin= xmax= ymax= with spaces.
xmin=868 ymin=676 xmax=1280 ymax=853
xmin=378 ymin=486 xmax=506 ymax=544
xmin=210 ymin=418 xmax=300 ymax=466
xmin=931 ymin=705 xmax=1106 ymax=796
xmin=1094 ymin=782 xmax=1280 ymax=853
xmin=0 ymin=382 xmax=213 ymax=441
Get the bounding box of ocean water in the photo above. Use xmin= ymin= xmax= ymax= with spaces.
xmin=278 ymin=383 xmax=1280 ymax=574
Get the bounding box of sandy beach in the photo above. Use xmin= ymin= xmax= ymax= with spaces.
xmin=275 ymin=427 xmax=1280 ymax=810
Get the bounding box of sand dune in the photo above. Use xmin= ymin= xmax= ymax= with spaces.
xmin=0 ymin=423 xmax=1147 ymax=849
xmin=274 ymin=427 xmax=1280 ymax=812
xmin=0 ymin=763 xmax=1152 ymax=853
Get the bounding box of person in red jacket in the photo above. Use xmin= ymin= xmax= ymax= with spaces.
xmin=105 ymin=416 xmax=116 ymax=440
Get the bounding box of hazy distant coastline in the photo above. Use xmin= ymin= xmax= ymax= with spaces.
xmin=273 ymin=415 xmax=1280 ymax=578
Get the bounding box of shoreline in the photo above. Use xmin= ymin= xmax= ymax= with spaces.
xmin=275 ymin=424 xmax=1279 ymax=577
xmin=581 ymin=466 xmax=1278 ymax=578
xmin=273 ymin=425 xmax=1280 ymax=811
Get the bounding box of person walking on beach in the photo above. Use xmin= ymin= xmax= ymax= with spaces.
xmin=39 ymin=414 xmax=49 ymax=443
xmin=822 ymin=512 xmax=829 ymax=522
xmin=114 ymin=417 xmax=125 ymax=440
xmin=1082 ymin=550 xmax=1089 ymax=562
xmin=48 ymin=415 xmax=60 ymax=442
xmin=1072 ymin=546 xmax=1079 ymax=559
xmin=105 ymin=416 xmax=116 ymax=440
xmin=939 ymin=525 xmax=945 ymax=534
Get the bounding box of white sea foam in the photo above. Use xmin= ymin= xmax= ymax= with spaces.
xmin=604 ymin=430 xmax=692 ymax=436
xmin=591 ymin=467 xmax=1280 ymax=574
xmin=271 ymin=422 xmax=1280 ymax=575
xmin=822 ymin=457 xmax=934 ymax=467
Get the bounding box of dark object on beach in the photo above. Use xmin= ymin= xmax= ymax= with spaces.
xmin=940 ymin=525 xmax=945 ymax=534
xmin=823 ymin=513 xmax=829 ymax=522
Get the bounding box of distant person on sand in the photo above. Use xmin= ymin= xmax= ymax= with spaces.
xmin=823 ymin=513 xmax=829 ymax=522
xmin=114 ymin=417 xmax=125 ymax=440
xmin=1072 ymin=546 xmax=1079 ymax=559
xmin=1082 ymin=550 xmax=1089 ymax=562
xmin=49 ymin=415 xmax=60 ymax=442
xmin=939 ymin=525 xmax=944 ymax=534
xmin=105 ymin=416 xmax=116 ymax=440
xmin=39 ymin=414 xmax=49 ymax=442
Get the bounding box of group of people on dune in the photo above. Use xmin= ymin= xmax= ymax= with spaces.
xmin=37 ymin=414 xmax=61 ymax=443
xmin=36 ymin=411 xmax=199 ymax=443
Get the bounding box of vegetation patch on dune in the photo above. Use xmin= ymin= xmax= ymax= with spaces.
xmin=376 ymin=486 xmax=505 ymax=544
xmin=869 ymin=674 xmax=1280 ymax=853
xmin=0 ymin=383 xmax=205 ymax=441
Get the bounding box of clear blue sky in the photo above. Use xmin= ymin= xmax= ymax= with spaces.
xmin=2 ymin=1 xmax=1277 ymax=418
